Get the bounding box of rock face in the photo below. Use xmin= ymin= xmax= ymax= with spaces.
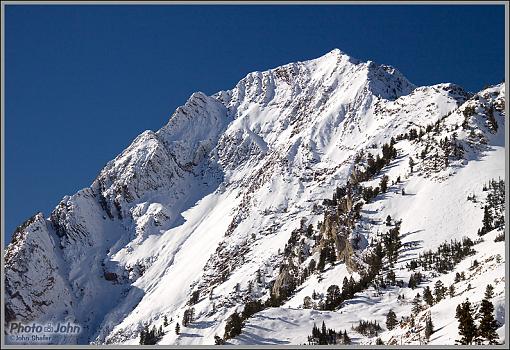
xmin=318 ymin=212 xmax=358 ymax=273
xmin=4 ymin=49 xmax=505 ymax=345
xmin=5 ymin=213 xmax=74 ymax=325
xmin=271 ymin=263 xmax=298 ymax=301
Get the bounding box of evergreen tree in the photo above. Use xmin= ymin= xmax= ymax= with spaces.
xmin=386 ymin=309 xmax=398 ymax=330
xmin=449 ymin=284 xmax=455 ymax=298
xmin=485 ymin=284 xmax=494 ymax=299
xmin=386 ymin=270 xmax=396 ymax=285
xmin=341 ymin=276 xmax=353 ymax=299
xmin=317 ymin=248 xmax=327 ymax=272
xmin=486 ymin=106 xmax=498 ymax=132
xmin=456 ymin=299 xmax=477 ymax=345
xmin=380 ymin=175 xmax=389 ymax=193
xmin=362 ymin=186 xmax=376 ymax=203
xmin=423 ymin=286 xmax=434 ymax=306
xmin=342 ymin=330 xmax=351 ymax=345
xmin=325 ymin=285 xmax=341 ymax=310
xmin=375 ymin=154 xmax=384 ymax=173
xmin=434 ymin=280 xmax=446 ymax=303
xmin=163 ymin=315 xmax=169 ymax=327
xmin=425 ymin=315 xmax=434 ymax=339
xmin=408 ymin=274 xmax=417 ymax=289
xmin=175 ymin=322 xmax=180 ymax=335
xmin=308 ymin=259 xmax=316 ymax=273
xmin=349 ymin=276 xmax=356 ymax=293
xmin=303 ymin=296 xmax=313 ymax=309
xmin=477 ymin=286 xmax=500 ymax=344
xmin=224 ymin=312 xmax=243 ymax=339
xmin=409 ymin=157 xmax=415 ymax=173
xmin=454 ymin=272 xmax=462 ymax=283
xmin=385 ymin=215 xmax=392 ymax=226
xmin=367 ymin=153 xmax=376 ymax=177
xmin=189 ymin=290 xmax=200 ymax=305
xmin=481 ymin=206 xmax=493 ymax=234
xmin=412 ymin=293 xmax=422 ymax=315
xmin=383 ymin=226 xmax=401 ymax=267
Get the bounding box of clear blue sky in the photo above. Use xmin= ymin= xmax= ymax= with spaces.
xmin=4 ymin=4 xmax=505 ymax=242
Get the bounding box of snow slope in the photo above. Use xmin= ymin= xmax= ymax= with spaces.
xmin=4 ymin=49 xmax=506 ymax=346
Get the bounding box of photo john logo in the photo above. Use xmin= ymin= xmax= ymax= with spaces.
xmin=8 ymin=321 xmax=81 ymax=343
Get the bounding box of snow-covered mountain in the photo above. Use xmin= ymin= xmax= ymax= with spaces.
xmin=4 ymin=49 xmax=506 ymax=346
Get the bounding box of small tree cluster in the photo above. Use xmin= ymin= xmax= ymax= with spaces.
xmin=494 ymin=232 xmax=505 ymax=242
xmin=241 ymin=300 xmax=264 ymax=320
xmin=455 ymin=286 xmax=500 ymax=345
xmin=222 ymin=300 xmax=267 ymax=340
xmin=408 ymin=128 xmax=419 ymax=141
xmin=362 ymin=185 xmax=380 ymax=203
xmin=478 ymin=178 xmax=505 ymax=236
xmin=182 ymin=307 xmax=194 ymax=327
xmin=406 ymin=237 xmax=475 ymax=273
xmin=438 ymin=134 xmax=464 ymax=167
xmin=139 ymin=324 xmax=164 ymax=345
xmin=317 ymin=246 xmax=385 ymax=312
xmin=308 ymin=321 xmax=350 ymax=345
xmin=189 ymin=290 xmax=200 ymax=305
xmin=350 ymin=140 xmax=398 ymax=184
xmin=352 ymin=320 xmax=382 ymax=337
xmin=408 ymin=272 xmax=423 ymax=289
xmin=454 ymin=272 xmax=466 ymax=283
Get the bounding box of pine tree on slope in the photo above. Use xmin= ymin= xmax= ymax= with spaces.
xmin=477 ymin=285 xmax=500 ymax=344
xmin=456 ymin=299 xmax=477 ymax=345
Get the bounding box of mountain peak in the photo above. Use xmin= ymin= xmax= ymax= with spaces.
xmin=322 ymin=47 xmax=345 ymax=58
xmin=4 ymin=49 xmax=505 ymax=346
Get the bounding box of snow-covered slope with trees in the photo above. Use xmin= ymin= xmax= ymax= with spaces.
xmin=4 ymin=49 xmax=506 ymax=346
